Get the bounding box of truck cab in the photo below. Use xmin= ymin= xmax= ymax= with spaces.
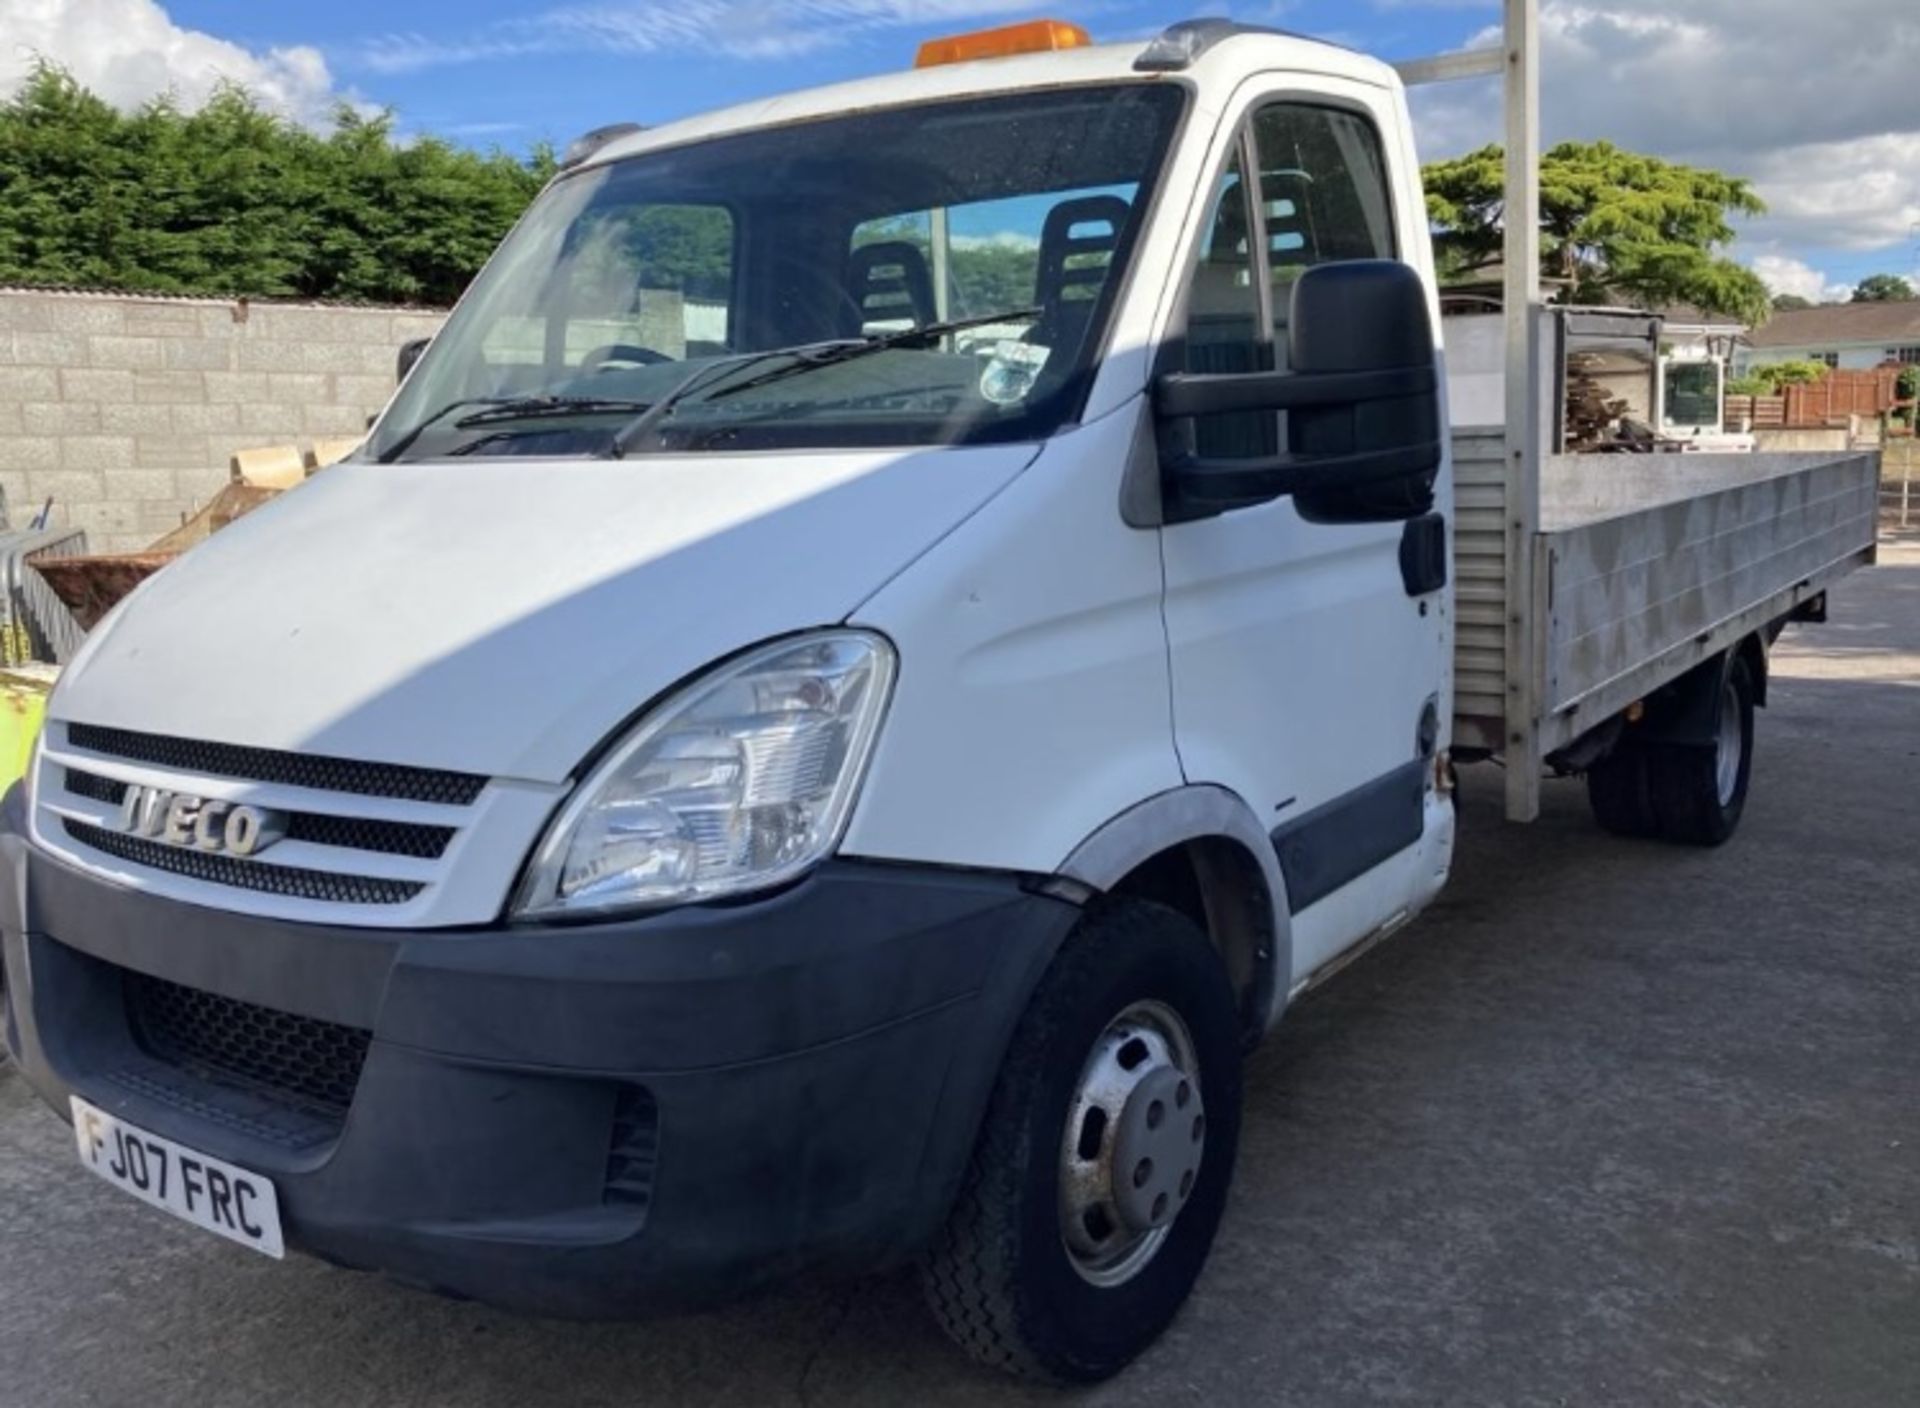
xmin=0 ymin=17 xmax=1875 ymax=1383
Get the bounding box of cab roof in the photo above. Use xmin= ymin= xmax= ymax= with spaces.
xmin=577 ymin=23 xmax=1399 ymax=172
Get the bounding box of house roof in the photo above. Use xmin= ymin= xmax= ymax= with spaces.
xmin=1746 ymin=301 xmax=1920 ymax=349
xmin=1650 ymin=303 xmax=1746 ymax=331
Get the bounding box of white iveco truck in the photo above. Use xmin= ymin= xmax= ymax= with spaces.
xmin=2 ymin=17 xmax=1878 ymax=1382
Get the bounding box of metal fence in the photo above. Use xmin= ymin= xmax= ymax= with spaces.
xmin=0 ymin=527 xmax=90 ymax=665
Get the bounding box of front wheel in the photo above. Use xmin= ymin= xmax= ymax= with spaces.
xmin=920 ymin=900 xmax=1242 ymax=1383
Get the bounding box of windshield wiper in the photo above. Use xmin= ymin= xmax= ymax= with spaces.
xmin=606 ymin=341 xmax=862 ymax=457
xmin=376 ymin=396 xmax=516 ymax=463
xmin=699 ymin=308 xmax=1041 ymax=406
xmin=455 ymin=396 xmax=651 ymax=426
xmin=606 ymin=310 xmax=1042 ymax=456
xmin=376 ymin=395 xmax=650 ymax=463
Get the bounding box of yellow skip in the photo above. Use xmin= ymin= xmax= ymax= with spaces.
xmin=0 ymin=665 xmax=57 ymax=793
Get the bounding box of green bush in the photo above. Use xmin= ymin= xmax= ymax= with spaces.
xmin=1731 ymin=360 xmax=1832 ymax=395
xmin=0 ymin=65 xmax=554 ymax=305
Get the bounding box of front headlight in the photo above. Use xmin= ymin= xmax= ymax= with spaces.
xmin=513 ymin=630 xmax=895 ymax=918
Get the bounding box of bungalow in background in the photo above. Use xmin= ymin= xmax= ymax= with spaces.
xmin=1736 ymin=302 xmax=1920 ymax=373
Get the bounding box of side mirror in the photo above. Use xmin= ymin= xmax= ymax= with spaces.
xmin=396 ymin=337 xmax=432 ymax=383
xmin=1154 ymin=260 xmax=1441 ymax=523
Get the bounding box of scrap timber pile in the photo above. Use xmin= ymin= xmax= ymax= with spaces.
xmin=1563 ymin=367 xmax=1631 ymax=452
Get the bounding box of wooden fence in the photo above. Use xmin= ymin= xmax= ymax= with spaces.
xmin=1727 ymin=367 xmax=1912 ymax=432
xmin=1725 ymin=394 xmax=1786 ymax=429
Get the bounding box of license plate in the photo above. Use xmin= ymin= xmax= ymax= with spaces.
xmin=70 ymin=1096 xmax=284 ymax=1259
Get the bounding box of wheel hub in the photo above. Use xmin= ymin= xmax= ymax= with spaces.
xmin=1715 ymin=678 xmax=1742 ymax=806
xmin=1110 ymin=1064 xmax=1205 ymax=1234
xmin=1059 ymin=1000 xmax=1205 ymax=1287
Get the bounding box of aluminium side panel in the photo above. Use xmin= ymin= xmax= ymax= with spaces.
xmin=1535 ymin=452 xmax=1879 ymax=751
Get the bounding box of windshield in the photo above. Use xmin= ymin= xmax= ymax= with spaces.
xmin=1663 ymin=361 xmax=1721 ymax=429
xmin=367 ymin=84 xmax=1186 ymax=461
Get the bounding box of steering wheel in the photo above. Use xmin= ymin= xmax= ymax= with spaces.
xmin=580 ymin=343 xmax=672 ymax=371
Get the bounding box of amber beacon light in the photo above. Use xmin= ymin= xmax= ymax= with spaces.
xmin=914 ymin=19 xmax=1094 ymax=68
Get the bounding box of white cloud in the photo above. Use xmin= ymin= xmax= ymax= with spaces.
xmin=362 ymin=0 xmax=1045 ymax=73
xmin=1742 ymin=134 xmax=1920 ymax=253
xmin=1407 ymin=0 xmax=1920 ymax=256
xmin=0 ymin=0 xmax=345 ymax=123
xmin=1748 ymin=253 xmax=1853 ymax=306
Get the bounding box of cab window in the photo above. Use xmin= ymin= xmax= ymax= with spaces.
xmin=1181 ymin=153 xmax=1275 ymax=459
xmin=1171 ymin=103 xmax=1398 ymax=461
xmin=1251 ymin=104 xmax=1395 ymax=345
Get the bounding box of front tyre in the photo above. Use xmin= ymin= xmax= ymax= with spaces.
xmin=920 ymin=900 xmax=1242 ymax=1383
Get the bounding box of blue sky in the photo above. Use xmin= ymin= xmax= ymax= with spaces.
xmin=159 ymin=0 xmax=1465 ymax=146
xmin=4 ymin=1 xmax=1917 ymax=305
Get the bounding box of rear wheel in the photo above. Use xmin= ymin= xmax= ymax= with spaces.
xmin=1587 ymin=741 xmax=1658 ymax=837
xmin=1646 ymin=655 xmax=1756 ymax=846
xmin=920 ymin=900 xmax=1242 ymax=1383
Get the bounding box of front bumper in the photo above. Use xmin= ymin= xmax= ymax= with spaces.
xmin=0 ymin=788 xmax=1075 ymax=1316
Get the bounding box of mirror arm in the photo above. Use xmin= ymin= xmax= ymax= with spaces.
xmin=1166 ymin=440 xmax=1442 ymax=505
xmin=396 ymin=337 xmax=433 ymax=383
xmin=1155 ymin=364 xmax=1434 ymax=418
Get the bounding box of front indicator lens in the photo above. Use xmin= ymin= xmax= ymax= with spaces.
xmin=513 ymin=631 xmax=895 ymax=917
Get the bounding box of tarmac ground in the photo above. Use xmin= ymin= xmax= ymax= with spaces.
xmin=2 ymin=536 xmax=1916 ymax=1408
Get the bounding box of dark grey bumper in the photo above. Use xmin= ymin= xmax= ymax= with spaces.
xmin=0 ymin=787 xmax=1075 ymax=1315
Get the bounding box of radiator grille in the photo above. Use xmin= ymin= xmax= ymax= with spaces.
xmin=63 ymin=769 xmax=454 ymax=859
xmin=290 ymin=812 xmax=453 ymax=859
xmin=65 ymin=820 xmax=424 ymax=906
xmin=62 ymin=767 xmax=123 ymax=805
xmin=66 ymin=723 xmax=487 ymax=806
xmin=125 ymin=970 xmax=372 ymax=1115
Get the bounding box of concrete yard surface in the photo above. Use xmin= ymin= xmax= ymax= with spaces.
xmin=3 ymin=537 xmax=1917 ymax=1407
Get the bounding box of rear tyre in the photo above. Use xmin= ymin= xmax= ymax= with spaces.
xmin=920 ymin=900 xmax=1242 ymax=1383
xmin=1587 ymin=743 xmax=1658 ymax=838
xmin=1646 ymin=655 xmax=1756 ymax=846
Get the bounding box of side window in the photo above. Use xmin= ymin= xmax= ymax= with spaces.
xmin=1250 ymin=105 xmax=1395 ymax=349
xmin=1170 ymin=108 xmax=1395 ymax=464
xmin=1180 ymin=154 xmax=1276 ymax=459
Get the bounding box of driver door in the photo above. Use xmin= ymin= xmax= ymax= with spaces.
xmin=1158 ymin=89 xmax=1449 ymax=983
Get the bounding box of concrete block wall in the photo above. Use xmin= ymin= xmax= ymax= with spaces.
xmin=0 ymin=289 xmax=447 ymax=550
